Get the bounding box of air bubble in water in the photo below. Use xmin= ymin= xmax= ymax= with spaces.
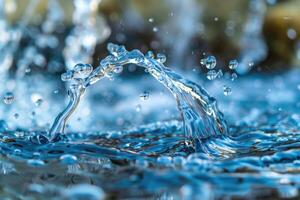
xmin=153 ymin=26 xmax=159 ymax=32
xmin=228 ymin=59 xmax=238 ymax=70
xmin=156 ymin=53 xmax=166 ymax=63
xmin=205 ymin=56 xmax=216 ymax=69
xmin=206 ymin=70 xmax=217 ymax=80
xmin=140 ymin=91 xmax=150 ymax=100
xmin=3 ymin=92 xmax=14 ymax=104
xmin=223 ymin=85 xmax=232 ymax=96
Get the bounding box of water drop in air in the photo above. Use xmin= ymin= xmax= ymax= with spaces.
xmin=229 ymin=59 xmax=238 ymax=70
xmin=223 ymin=85 xmax=232 ymax=96
xmin=205 ymin=56 xmax=216 ymax=69
xmin=3 ymin=92 xmax=14 ymax=104
xmin=206 ymin=70 xmax=217 ymax=80
xmin=140 ymin=91 xmax=149 ymax=101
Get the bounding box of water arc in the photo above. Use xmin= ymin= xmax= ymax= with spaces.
xmin=50 ymin=43 xmax=228 ymax=146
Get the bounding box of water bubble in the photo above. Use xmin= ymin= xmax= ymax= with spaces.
xmin=205 ymin=56 xmax=216 ymax=69
xmin=156 ymin=53 xmax=166 ymax=63
xmin=60 ymin=154 xmax=78 ymax=165
xmin=206 ymin=70 xmax=217 ymax=80
xmin=228 ymin=59 xmax=238 ymax=70
xmin=3 ymin=92 xmax=14 ymax=104
xmin=148 ymin=18 xmax=154 ymax=23
xmin=223 ymin=85 xmax=232 ymax=96
xmin=73 ymin=63 xmax=93 ymax=79
xmin=140 ymin=91 xmax=150 ymax=100
xmin=61 ymin=70 xmax=74 ymax=81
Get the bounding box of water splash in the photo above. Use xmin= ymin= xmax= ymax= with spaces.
xmin=50 ymin=43 xmax=228 ymax=146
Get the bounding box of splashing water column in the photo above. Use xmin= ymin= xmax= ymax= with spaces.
xmin=50 ymin=44 xmax=228 ymax=150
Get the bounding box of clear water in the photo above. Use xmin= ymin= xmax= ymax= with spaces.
xmin=1 ymin=1 xmax=300 ymax=199
xmin=1 ymin=43 xmax=300 ymax=199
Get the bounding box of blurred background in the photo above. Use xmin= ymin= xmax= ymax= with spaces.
xmin=0 ymin=0 xmax=300 ymax=132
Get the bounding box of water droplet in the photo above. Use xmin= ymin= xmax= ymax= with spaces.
xmin=205 ymin=56 xmax=216 ymax=69
xmin=153 ymin=26 xmax=159 ymax=32
xmin=231 ymin=73 xmax=238 ymax=81
xmin=206 ymin=70 xmax=217 ymax=80
xmin=3 ymin=92 xmax=14 ymax=104
xmin=140 ymin=91 xmax=149 ymax=100
xmin=156 ymin=53 xmax=166 ymax=63
xmin=60 ymin=154 xmax=78 ymax=165
xmin=61 ymin=70 xmax=74 ymax=82
xmin=217 ymin=69 xmax=223 ymax=78
xmin=73 ymin=63 xmax=93 ymax=79
xmin=35 ymin=99 xmax=43 ymax=107
xmin=228 ymin=59 xmax=238 ymax=70
xmin=223 ymin=85 xmax=232 ymax=96
xmin=13 ymin=113 xmax=19 ymax=119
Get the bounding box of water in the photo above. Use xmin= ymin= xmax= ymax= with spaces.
xmin=1 ymin=1 xmax=300 ymax=199
xmin=0 ymin=43 xmax=300 ymax=199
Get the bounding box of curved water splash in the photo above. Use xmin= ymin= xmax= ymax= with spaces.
xmin=50 ymin=43 xmax=228 ymax=146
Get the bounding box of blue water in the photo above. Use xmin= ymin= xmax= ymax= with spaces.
xmin=1 ymin=44 xmax=300 ymax=199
